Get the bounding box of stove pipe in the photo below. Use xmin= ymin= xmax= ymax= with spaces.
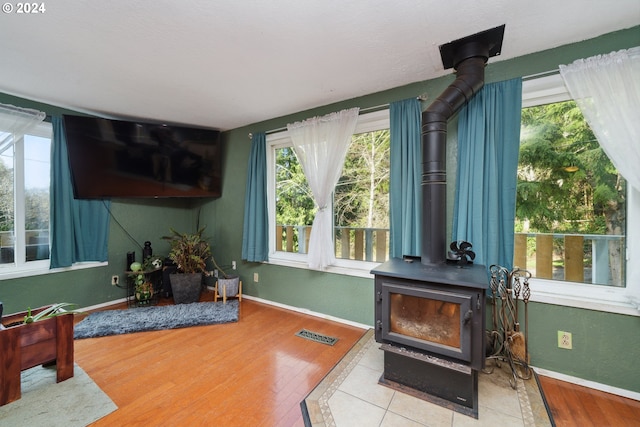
xmin=420 ymin=26 xmax=505 ymax=266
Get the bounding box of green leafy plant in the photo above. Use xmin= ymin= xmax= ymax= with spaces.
xmin=23 ymin=303 xmax=81 ymax=324
xmin=142 ymin=255 xmax=163 ymax=271
xmin=162 ymin=227 xmax=212 ymax=274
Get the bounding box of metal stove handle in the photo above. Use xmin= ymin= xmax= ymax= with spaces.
xmin=463 ymin=309 xmax=473 ymax=325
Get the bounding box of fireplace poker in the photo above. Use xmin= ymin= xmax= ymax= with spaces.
xmin=523 ymin=274 xmax=531 ymax=364
xmin=513 ymin=271 xmax=521 ymax=332
xmin=509 ymin=270 xmax=527 ymax=364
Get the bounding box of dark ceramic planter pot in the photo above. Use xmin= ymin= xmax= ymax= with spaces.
xmin=169 ymin=273 xmax=203 ymax=304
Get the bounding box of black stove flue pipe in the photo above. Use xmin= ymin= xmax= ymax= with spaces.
xmin=420 ymin=26 xmax=505 ymax=266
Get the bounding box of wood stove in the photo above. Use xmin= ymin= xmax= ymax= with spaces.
xmin=372 ymin=258 xmax=487 ymax=417
xmin=371 ymin=25 xmax=505 ymax=419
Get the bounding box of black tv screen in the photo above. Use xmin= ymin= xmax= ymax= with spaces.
xmin=62 ymin=115 xmax=222 ymax=199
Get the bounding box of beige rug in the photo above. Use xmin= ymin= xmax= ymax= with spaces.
xmin=0 ymin=364 xmax=117 ymax=427
xmin=302 ymin=329 xmax=554 ymax=427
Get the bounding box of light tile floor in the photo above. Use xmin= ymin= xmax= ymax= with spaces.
xmin=318 ymin=333 xmax=551 ymax=427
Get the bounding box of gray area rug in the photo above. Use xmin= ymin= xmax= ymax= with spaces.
xmin=0 ymin=364 xmax=116 ymax=427
xmin=74 ymin=300 xmax=238 ymax=339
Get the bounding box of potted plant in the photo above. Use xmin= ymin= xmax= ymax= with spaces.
xmin=162 ymin=227 xmax=211 ymax=304
xmin=212 ymin=257 xmax=241 ymax=303
xmin=128 ymin=256 xmax=163 ymax=304
xmin=1 ymin=302 xmax=82 ymax=405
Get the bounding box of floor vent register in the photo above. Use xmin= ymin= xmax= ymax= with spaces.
xmin=295 ymin=329 xmax=339 ymax=346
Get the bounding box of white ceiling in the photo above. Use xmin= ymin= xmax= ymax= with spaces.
xmin=1 ymin=1 xmax=638 ymax=131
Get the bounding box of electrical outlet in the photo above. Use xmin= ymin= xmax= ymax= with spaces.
xmin=232 ymin=260 xmax=237 ymax=270
xmin=111 ymin=275 xmax=119 ymax=286
xmin=254 ymin=272 xmax=259 ymax=283
xmin=558 ymin=331 xmax=572 ymax=349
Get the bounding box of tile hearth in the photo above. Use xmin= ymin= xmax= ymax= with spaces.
xmin=303 ymin=330 xmax=552 ymax=427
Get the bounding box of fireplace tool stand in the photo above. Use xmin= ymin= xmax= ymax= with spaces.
xmin=484 ymin=265 xmax=532 ymax=388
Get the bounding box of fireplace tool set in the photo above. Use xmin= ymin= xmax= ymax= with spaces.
xmin=485 ymin=264 xmax=532 ymax=389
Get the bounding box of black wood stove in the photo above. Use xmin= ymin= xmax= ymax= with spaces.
xmin=372 ymin=259 xmax=487 ymax=417
xmin=371 ymin=25 xmax=505 ymax=419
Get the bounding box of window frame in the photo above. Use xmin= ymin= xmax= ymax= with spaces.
xmin=0 ymin=121 xmax=107 ymax=281
xmin=264 ymin=81 xmax=637 ymax=315
xmin=521 ymin=74 xmax=637 ymax=316
xmin=266 ymin=109 xmax=390 ymax=278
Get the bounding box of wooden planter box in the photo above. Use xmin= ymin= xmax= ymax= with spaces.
xmin=0 ymin=306 xmax=74 ymax=406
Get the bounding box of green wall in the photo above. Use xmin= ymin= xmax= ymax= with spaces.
xmin=1 ymin=26 xmax=638 ymax=393
xmin=527 ymin=303 xmax=639 ymax=392
xmin=213 ymin=27 xmax=640 ymax=393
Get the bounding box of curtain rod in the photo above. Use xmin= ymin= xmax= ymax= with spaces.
xmin=522 ymin=68 xmax=560 ymax=81
xmin=252 ymin=104 xmax=389 ymax=138
xmin=248 ymin=96 xmax=427 ymax=139
xmin=247 ymin=70 xmax=564 ymax=140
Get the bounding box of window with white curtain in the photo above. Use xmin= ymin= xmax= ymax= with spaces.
xmin=520 ymin=74 xmax=637 ymax=315
xmin=0 ymin=121 xmax=52 ymax=276
xmin=266 ymin=109 xmax=390 ymax=277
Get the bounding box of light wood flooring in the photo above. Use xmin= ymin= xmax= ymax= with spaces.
xmin=74 ymin=293 xmax=640 ymax=426
xmin=75 ymin=293 xmax=364 ymax=426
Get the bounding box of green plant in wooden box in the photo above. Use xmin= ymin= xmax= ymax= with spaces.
xmin=0 ymin=302 xmax=82 ymax=405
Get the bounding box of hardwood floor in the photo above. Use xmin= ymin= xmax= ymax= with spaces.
xmin=537 ymin=375 xmax=640 ymax=427
xmin=74 ymin=293 xmax=365 ymax=427
xmin=74 ymin=293 xmax=640 ymax=426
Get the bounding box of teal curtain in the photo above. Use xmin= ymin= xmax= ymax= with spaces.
xmin=50 ymin=116 xmax=110 ymax=268
xmin=241 ymin=132 xmax=269 ymax=262
xmin=452 ymin=78 xmax=522 ymax=270
xmin=389 ymin=98 xmax=421 ymax=258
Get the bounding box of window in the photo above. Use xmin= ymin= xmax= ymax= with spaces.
xmin=520 ymin=74 xmax=636 ymax=314
xmin=0 ymin=121 xmax=52 ymax=276
xmin=266 ymin=109 xmax=390 ymax=277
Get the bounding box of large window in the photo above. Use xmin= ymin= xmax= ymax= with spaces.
xmin=267 ymin=109 xmax=390 ymax=276
xmin=0 ymin=121 xmax=52 ymax=275
xmin=521 ymin=74 xmax=635 ymax=314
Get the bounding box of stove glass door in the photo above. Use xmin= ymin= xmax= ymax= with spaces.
xmin=381 ymin=281 xmax=473 ymax=362
xmin=390 ymin=293 xmax=461 ymax=349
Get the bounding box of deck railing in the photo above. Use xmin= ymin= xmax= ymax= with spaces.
xmin=0 ymin=229 xmax=50 ymax=263
xmin=513 ymin=232 xmax=625 ymax=286
xmin=275 ymin=225 xmax=625 ymax=286
xmin=275 ymin=225 xmax=389 ymax=262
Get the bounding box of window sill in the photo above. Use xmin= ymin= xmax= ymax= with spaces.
xmin=268 ymin=253 xmax=639 ymax=316
xmin=267 ymin=252 xmax=378 ymax=279
xmin=0 ymin=261 xmax=108 ymax=281
xmin=528 ymin=278 xmax=639 ymax=317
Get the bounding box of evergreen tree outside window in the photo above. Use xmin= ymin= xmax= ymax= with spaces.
xmin=518 ymin=73 xmax=635 ymax=315
xmin=267 ymin=109 xmax=390 ymax=276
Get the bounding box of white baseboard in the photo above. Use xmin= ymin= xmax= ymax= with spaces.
xmin=241 ymin=294 xmax=371 ymax=330
xmin=78 ymin=297 xmax=128 ymax=312
xmin=533 ymin=366 xmax=640 ymax=401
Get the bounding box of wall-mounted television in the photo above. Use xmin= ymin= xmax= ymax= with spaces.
xmin=63 ymin=115 xmax=222 ymax=199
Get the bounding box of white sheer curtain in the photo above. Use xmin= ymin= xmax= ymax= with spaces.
xmin=560 ymin=47 xmax=640 ymax=309
xmin=0 ymin=103 xmax=46 ymax=153
xmin=287 ymin=108 xmax=359 ymax=270
xmin=559 ymin=47 xmax=640 ymax=191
